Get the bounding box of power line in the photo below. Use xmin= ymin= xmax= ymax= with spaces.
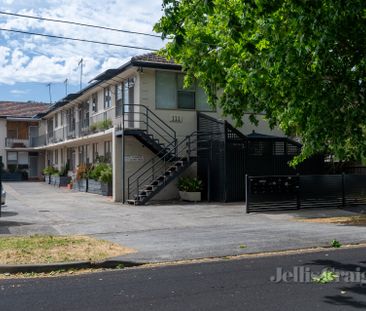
xmin=0 ymin=27 xmax=158 ymax=51
xmin=0 ymin=10 xmax=162 ymax=38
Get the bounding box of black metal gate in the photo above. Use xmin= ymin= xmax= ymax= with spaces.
xmin=197 ymin=113 xmax=246 ymax=202
xmin=197 ymin=113 xmax=324 ymax=203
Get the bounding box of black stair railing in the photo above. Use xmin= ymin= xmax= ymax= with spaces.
xmin=118 ymin=104 xmax=176 ymax=148
xmin=127 ymin=131 xmax=198 ymax=202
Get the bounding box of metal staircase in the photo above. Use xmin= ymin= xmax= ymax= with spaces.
xmin=127 ymin=132 xmax=198 ymax=205
xmin=116 ymin=104 xmax=177 ymax=158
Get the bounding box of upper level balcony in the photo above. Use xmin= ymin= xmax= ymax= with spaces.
xmin=5 ymin=138 xmax=31 ymax=148
xmin=33 ymin=108 xmax=118 ymax=147
xmin=31 ymin=104 xmax=176 ymax=149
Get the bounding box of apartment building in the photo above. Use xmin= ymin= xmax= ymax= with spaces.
xmin=0 ymin=101 xmax=50 ymax=179
xmin=1 ymin=53 xmax=292 ymax=204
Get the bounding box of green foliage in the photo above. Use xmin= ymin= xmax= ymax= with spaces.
xmin=43 ymin=166 xmax=58 ymax=175
xmin=331 ymin=240 xmax=342 ymax=248
xmin=59 ymin=162 xmax=70 ymax=177
xmin=99 ymin=165 xmax=112 ymax=184
xmin=89 ymin=163 xmax=112 ymax=183
xmin=75 ymin=164 xmax=90 ymax=180
xmin=312 ymin=270 xmax=338 ymax=284
xmin=90 ymin=119 xmax=112 ymax=132
xmin=155 ymin=0 xmax=366 ymax=163
xmin=89 ymin=123 xmax=98 ymax=132
xmin=97 ymin=119 xmax=113 ymax=130
xmin=177 ymin=177 xmax=202 ymax=192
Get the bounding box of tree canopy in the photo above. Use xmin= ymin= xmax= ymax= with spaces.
xmin=154 ymin=0 xmax=366 ymax=163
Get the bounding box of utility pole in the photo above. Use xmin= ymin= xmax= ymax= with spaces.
xmin=46 ymin=83 xmax=52 ymax=104
xmin=78 ymin=58 xmax=83 ymax=90
xmin=64 ymin=78 xmax=68 ymax=96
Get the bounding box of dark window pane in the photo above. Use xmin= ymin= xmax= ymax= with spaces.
xmin=177 ymin=91 xmax=195 ymax=109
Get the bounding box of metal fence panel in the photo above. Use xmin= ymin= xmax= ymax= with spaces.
xmin=344 ymin=174 xmax=366 ymax=206
xmin=299 ymin=175 xmax=343 ymax=209
xmin=247 ymin=174 xmax=366 ymax=213
xmin=246 ymin=175 xmax=299 ymax=212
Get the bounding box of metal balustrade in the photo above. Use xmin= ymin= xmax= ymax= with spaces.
xmin=5 ymin=138 xmax=30 ymax=148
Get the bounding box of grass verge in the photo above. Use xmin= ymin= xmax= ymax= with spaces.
xmin=0 ymin=235 xmax=135 ymax=265
xmin=295 ymin=215 xmax=366 ymax=225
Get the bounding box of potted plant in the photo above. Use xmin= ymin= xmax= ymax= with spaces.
xmin=99 ymin=164 xmax=112 ymax=196
xmin=73 ymin=163 xmax=90 ymax=192
xmin=67 ymin=181 xmax=73 ymax=190
xmin=88 ymin=163 xmax=112 ymax=196
xmin=177 ymin=177 xmax=202 ymax=202
xmin=43 ymin=166 xmax=57 ymax=184
xmin=54 ymin=164 xmax=71 ymax=187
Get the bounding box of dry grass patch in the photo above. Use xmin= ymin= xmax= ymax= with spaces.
xmin=0 ymin=235 xmax=135 ymax=265
xmin=296 ymin=215 xmax=366 ymax=225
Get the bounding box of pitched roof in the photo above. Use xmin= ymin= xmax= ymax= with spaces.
xmin=131 ymin=52 xmax=181 ymax=70
xmin=131 ymin=53 xmax=177 ymax=65
xmin=0 ymin=101 xmax=51 ymax=118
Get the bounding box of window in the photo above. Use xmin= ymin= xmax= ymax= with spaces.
xmin=54 ymin=149 xmax=58 ymax=165
xmin=177 ymin=74 xmax=195 ymax=109
xmin=80 ymin=102 xmax=90 ymax=128
xmin=78 ymin=146 xmax=85 ymax=165
xmin=47 ymin=150 xmax=52 ymax=165
xmin=85 ymin=144 xmax=90 ymax=164
xmin=66 ymin=108 xmax=75 ymax=133
xmin=60 ymin=111 xmax=64 ymax=126
xmin=104 ymin=141 xmax=111 ymax=163
xmin=67 ymin=148 xmax=75 ymax=171
xmin=7 ymin=151 xmax=17 ymax=164
xmin=104 ymin=86 xmax=112 ymax=109
xmin=92 ymin=143 xmax=98 ymax=162
xmin=47 ymin=119 xmax=54 ymax=138
xmin=7 ymin=129 xmax=17 ymax=139
xmin=60 ymin=149 xmax=64 ymax=165
xmin=54 ymin=113 xmax=58 ymax=128
xmin=7 ymin=151 xmax=29 ymax=170
xmin=156 ymin=71 xmax=213 ymax=111
xmin=115 ymin=84 xmax=123 ymax=117
xmin=155 ymin=71 xmax=177 ymax=109
xmin=92 ymin=93 xmax=98 ymax=113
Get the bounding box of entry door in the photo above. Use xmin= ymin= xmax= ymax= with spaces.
xmin=29 ymin=156 xmax=38 ymax=178
xmin=124 ymin=78 xmax=135 ymax=128
xmin=29 ymin=126 xmax=38 ymax=147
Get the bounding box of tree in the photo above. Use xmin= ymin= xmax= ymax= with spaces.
xmin=155 ymin=0 xmax=366 ymax=164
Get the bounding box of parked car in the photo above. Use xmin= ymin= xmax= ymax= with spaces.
xmin=1 ymin=187 xmax=5 ymax=205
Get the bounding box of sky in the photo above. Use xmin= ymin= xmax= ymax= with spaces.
xmin=0 ymin=0 xmax=166 ymax=103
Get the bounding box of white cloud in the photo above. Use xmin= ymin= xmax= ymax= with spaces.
xmin=10 ymin=89 xmax=28 ymax=95
xmin=0 ymin=0 xmax=166 ymax=87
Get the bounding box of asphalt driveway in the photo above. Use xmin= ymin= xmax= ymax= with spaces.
xmin=1 ymin=182 xmax=366 ymax=263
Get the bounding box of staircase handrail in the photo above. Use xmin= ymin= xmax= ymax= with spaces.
xmin=127 ymin=131 xmax=197 ymax=200
xmin=122 ymin=104 xmax=176 ymax=143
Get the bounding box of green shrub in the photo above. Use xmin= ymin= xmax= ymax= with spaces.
xmin=43 ymin=166 xmax=58 ymax=175
xmin=99 ymin=165 xmax=112 ymax=184
xmin=89 ymin=163 xmax=110 ymax=181
xmin=177 ymin=177 xmax=202 ymax=192
xmin=76 ymin=164 xmax=90 ymax=180
xmin=89 ymin=123 xmax=98 ymax=132
xmin=96 ymin=119 xmax=112 ymax=131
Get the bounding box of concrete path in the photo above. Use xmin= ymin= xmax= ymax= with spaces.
xmin=2 ymin=182 xmax=366 ymax=263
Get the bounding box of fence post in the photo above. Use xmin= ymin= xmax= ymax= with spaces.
xmin=245 ymin=174 xmax=249 ymax=213
xmin=342 ymin=173 xmax=345 ymax=208
xmin=296 ymin=174 xmax=301 ymax=209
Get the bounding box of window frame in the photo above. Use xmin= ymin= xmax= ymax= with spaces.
xmin=104 ymin=86 xmax=112 ymax=109
xmin=92 ymin=93 xmax=98 ymax=113
xmin=155 ymin=71 xmax=215 ymax=112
